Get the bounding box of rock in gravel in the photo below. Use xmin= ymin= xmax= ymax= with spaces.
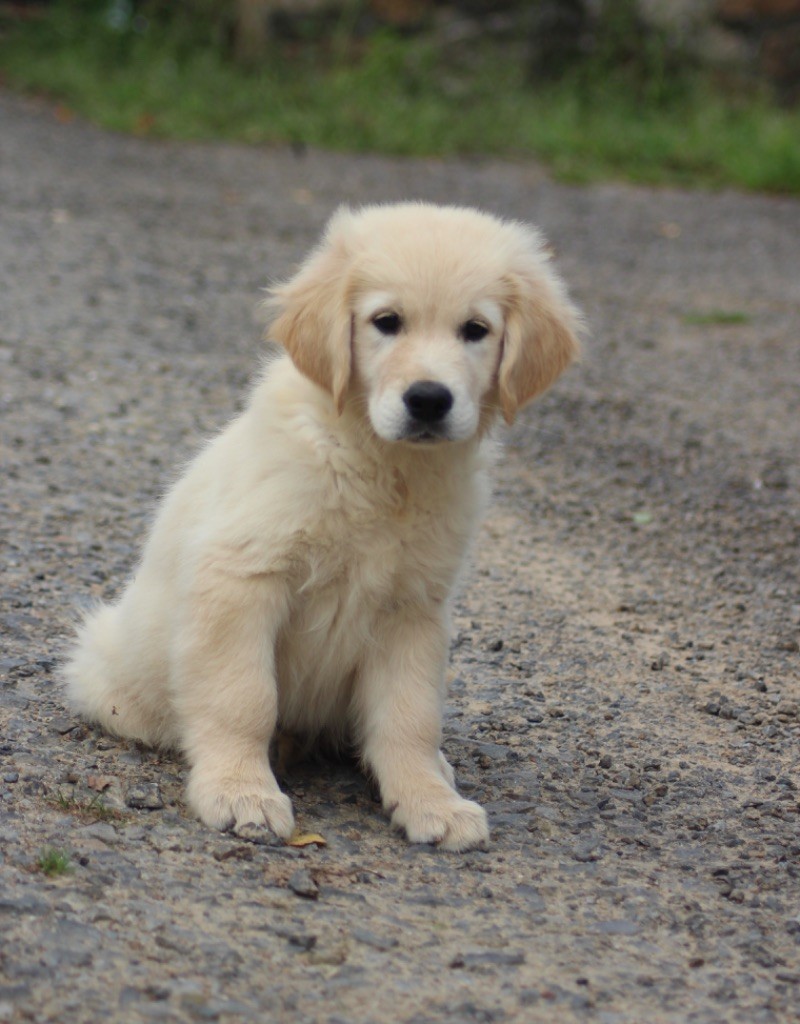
xmin=211 ymin=844 xmax=254 ymax=863
xmin=273 ymin=928 xmax=317 ymax=951
xmin=288 ymin=868 xmax=319 ymax=899
xmin=592 ymin=920 xmax=641 ymax=937
xmin=125 ymin=783 xmax=164 ymax=810
xmin=80 ymin=822 xmax=119 ymax=846
xmin=451 ymin=951 xmax=526 ymax=970
xmin=0 ymin=895 xmax=50 ymax=916
xmin=573 ymin=837 xmax=603 ymax=862
xmin=49 ymin=717 xmax=79 ymax=735
xmin=350 ymin=926 xmax=399 ymax=952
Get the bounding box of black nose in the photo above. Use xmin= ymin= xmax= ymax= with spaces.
xmin=403 ymin=381 xmax=454 ymax=424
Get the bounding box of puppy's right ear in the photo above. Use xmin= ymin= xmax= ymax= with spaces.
xmin=266 ymin=208 xmax=355 ymax=413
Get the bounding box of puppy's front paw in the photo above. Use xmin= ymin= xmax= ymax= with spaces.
xmin=186 ymin=765 xmax=295 ymax=839
xmin=391 ymin=792 xmax=489 ymax=852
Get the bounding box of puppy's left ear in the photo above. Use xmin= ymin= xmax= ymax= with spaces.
xmin=498 ymin=233 xmax=582 ymax=425
xmin=267 ymin=208 xmax=355 ymax=413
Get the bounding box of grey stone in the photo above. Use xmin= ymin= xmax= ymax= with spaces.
xmin=50 ymin=717 xmax=79 ymax=735
xmin=273 ymin=928 xmax=317 ymax=951
xmin=451 ymin=951 xmax=526 ymax=970
xmin=79 ymin=822 xmax=119 ymax=845
xmin=0 ymin=986 xmax=31 ymax=1002
xmin=514 ymin=884 xmax=546 ymax=911
xmin=573 ymin=837 xmax=604 ymax=862
xmin=591 ymin=920 xmax=641 ymax=937
xmin=126 ymin=783 xmax=164 ymax=810
xmin=288 ymin=868 xmax=319 ymax=899
xmin=0 ymin=895 xmax=50 ymax=916
xmin=350 ymin=926 xmax=399 ymax=951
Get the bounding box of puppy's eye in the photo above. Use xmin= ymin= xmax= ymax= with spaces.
xmin=460 ymin=320 xmax=489 ymax=343
xmin=372 ymin=312 xmax=402 ymax=336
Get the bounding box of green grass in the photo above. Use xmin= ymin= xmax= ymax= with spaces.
xmin=51 ymin=790 xmax=128 ymax=823
xmin=1 ymin=4 xmax=799 ymax=193
xmin=37 ymin=847 xmax=73 ymax=877
xmin=682 ymin=310 xmax=751 ymax=326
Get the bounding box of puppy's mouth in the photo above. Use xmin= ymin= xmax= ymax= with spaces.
xmin=402 ymin=424 xmax=450 ymax=444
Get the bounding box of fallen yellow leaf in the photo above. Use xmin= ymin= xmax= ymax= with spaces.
xmin=288 ymin=832 xmax=327 ymax=848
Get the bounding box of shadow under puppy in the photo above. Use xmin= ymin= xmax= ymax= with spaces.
xmin=65 ymin=202 xmax=581 ymax=851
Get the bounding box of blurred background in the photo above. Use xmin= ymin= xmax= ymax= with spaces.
xmin=1 ymin=0 xmax=798 ymax=191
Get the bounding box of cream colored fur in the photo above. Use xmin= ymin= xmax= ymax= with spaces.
xmin=64 ymin=203 xmax=580 ymax=852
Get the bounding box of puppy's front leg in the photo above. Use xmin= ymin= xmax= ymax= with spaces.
xmin=172 ymin=572 xmax=294 ymax=839
xmin=358 ymin=610 xmax=489 ymax=852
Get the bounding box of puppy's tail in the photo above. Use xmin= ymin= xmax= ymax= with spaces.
xmin=63 ymin=602 xmax=174 ymax=748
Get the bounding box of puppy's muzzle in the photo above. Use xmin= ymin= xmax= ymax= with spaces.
xmin=402 ymin=381 xmax=454 ymax=436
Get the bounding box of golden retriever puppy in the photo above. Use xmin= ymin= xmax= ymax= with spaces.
xmin=65 ymin=203 xmax=580 ymax=851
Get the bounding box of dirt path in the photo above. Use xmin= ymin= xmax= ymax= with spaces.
xmin=1 ymin=91 xmax=799 ymax=1024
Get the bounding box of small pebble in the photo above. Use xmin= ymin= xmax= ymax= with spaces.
xmin=50 ymin=718 xmax=78 ymax=735
xmin=351 ymin=926 xmax=398 ymax=952
xmin=451 ymin=951 xmax=525 ymax=970
xmin=125 ymin=783 xmax=164 ymax=810
xmin=288 ymin=868 xmax=319 ymax=899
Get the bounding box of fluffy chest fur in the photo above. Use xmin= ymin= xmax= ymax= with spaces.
xmin=225 ymin=358 xmax=492 ymax=734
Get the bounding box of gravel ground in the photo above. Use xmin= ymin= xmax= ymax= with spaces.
xmin=1 ymin=90 xmax=799 ymax=1024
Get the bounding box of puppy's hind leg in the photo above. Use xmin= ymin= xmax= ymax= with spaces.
xmin=172 ymin=572 xmax=295 ymax=840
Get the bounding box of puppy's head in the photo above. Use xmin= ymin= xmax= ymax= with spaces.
xmin=268 ymin=203 xmax=581 ymax=440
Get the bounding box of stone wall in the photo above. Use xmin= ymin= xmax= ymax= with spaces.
xmin=714 ymin=0 xmax=800 ymax=100
xmin=151 ymin=0 xmax=800 ymax=100
xmin=638 ymin=0 xmax=800 ymax=99
xmin=377 ymin=1 xmax=800 ymax=100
